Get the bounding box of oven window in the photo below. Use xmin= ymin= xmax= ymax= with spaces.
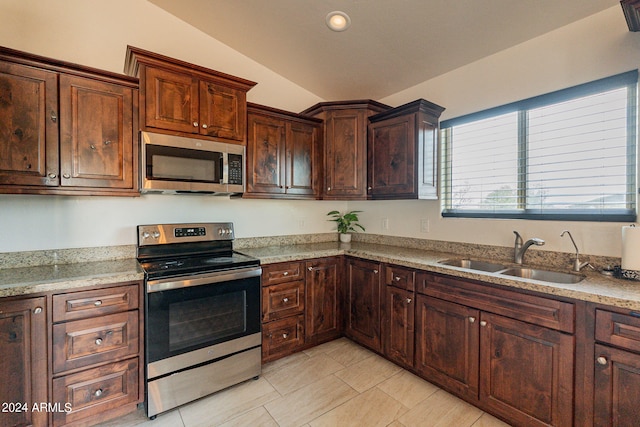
xmin=168 ymin=291 xmax=246 ymax=352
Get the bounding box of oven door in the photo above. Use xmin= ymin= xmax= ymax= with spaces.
xmin=145 ymin=267 xmax=261 ymax=373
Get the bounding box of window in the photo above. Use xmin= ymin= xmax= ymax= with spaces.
xmin=441 ymin=71 xmax=638 ymax=221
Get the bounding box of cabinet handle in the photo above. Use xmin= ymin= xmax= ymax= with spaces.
xmin=283 ymin=271 xmax=289 ymax=276
xmin=95 ymin=338 xmax=103 ymax=345
xmin=282 ymin=333 xmax=288 ymax=339
xmin=283 ymin=297 xmax=289 ymax=303
xmin=480 ymin=321 xmax=487 ymax=327
xmin=94 ymin=300 xmax=102 ymax=306
xmin=193 ymin=122 xmax=199 ymax=127
xmin=94 ymin=389 xmax=103 ymax=398
xmin=406 ymin=298 xmax=412 ymax=304
xmin=202 ymin=124 xmax=208 ymax=129
xmin=308 ymin=267 xmax=313 ymax=271
xmin=597 ymin=356 xmax=608 ymax=365
xmin=63 ymin=174 xmax=70 ymax=179
xmin=48 ymin=173 xmax=57 ymax=179
xmin=50 ymin=111 xmax=57 ymax=123
xmin=373 ymin=270 xmax=379 ymax=274
xmin=469 ymin=317 xmax=476 ymax=323
xmin=33 ymin=307 xmax=43 ymax=315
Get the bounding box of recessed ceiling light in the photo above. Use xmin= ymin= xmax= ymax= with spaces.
xmin=326 ymin=11 xmax=351 ymax=32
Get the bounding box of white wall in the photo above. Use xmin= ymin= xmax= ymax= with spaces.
xmin=371 ymin=6 xmax=640 ymax=258
xmin=0 ymin=2 xmax=638 ymax=257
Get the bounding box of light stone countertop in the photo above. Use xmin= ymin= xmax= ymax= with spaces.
xmin=240 ymin=241 xmax=640 ymax=310
xmin=0 ymin=258 xmax=144 ymax=297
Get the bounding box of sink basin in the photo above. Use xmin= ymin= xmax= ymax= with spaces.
xmin=500 ymin=267 xmax=584 ymax=284
xmin=438 ymin=259 xmax=506 ymax=273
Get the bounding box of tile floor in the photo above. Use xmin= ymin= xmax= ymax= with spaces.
xmin=97 ymin=338 xmax=511 ymax=427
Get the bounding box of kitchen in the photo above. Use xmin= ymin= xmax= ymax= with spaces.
xmin=1 ymin=0 xmax=640 ymax=426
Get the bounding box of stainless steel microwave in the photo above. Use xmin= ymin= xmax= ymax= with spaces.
xmin=140 ymin=131 xmax=245 ymax=195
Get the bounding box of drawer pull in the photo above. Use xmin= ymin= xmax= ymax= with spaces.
xmin=283 ymin=271 xmax=289 ymax=276
xmin=95 ymin=338 xmax=103 ymax=345
xmin=94 ymin=389 xmax=103 ymax=398
xmin=193 ymin=121 xmax=199 ymax=127
xmin=33 ymin=307 xmax=43 ymax=315
xmin=308 ymin=267 xmax=313 ymax=271
xmin=395 ymin=276 xmax=401 ymax=281
xmin=373 ymin=270 xmax=379 ymax=274
xmin=469 ymin=317 xmax=476 ymax=323
xmin=94 ymin=300 xmax=102 ymax=307
xmin=597 ymin=356 xmax=608 ymax=366
xmin=282 ymin=333 xmax=288 ymax=339
xmin=283 ymin=297 xmax=289 ymax=303
xmin=406 ymin=298 xmax=412 ymax=304
xmin=480 ymin=321 xmax=487 ymax=327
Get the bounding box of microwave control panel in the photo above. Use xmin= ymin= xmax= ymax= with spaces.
xmin=228 ymin=154 xmax=243 ymax=185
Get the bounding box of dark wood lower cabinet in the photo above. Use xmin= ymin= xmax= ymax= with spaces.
xmin=345 ymin=258 xmax=382 ymax=352
xmin=305 ymin=258 xmax=341 ymax=344
xmin=0 ymin=297 xmax=48 ymax=427
xmin=383 ymin=285 xmax=415 ymax=368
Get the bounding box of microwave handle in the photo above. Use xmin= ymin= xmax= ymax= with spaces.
xmin=221 ymin=153 xmax=228 ymax=184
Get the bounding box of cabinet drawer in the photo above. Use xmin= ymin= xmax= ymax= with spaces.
xmin=417 ymin=272 xmax=574 ymax=333
xmin=595 ymin=309 xmax=640 ymax=352
xmin=53 ymin=284 xmax=139 ymax=322
xmin=52 ymin=358 xmax=139 ymax=426
xmin=53 ymin=311 xmax=139 ymax=374
xmin=262 ymin=315 xmax=305 ymax=361
xmin=262 ymin=262 xmax=304 ymax=285
xmin=385 ymin=264 xmax=415 ymax=291
xmin=262 ymin=280 xmax=305 ymax=322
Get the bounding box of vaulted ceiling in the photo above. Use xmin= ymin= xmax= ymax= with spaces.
xmin=149 ymin=0 xmax=621 ymax=100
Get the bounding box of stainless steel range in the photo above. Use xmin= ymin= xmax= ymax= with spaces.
xmin=136 ymin=222 xmax=261 ymax=418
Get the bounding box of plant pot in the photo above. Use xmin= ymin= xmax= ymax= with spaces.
xmin=339 ymin=233 xmax=352 ymax=243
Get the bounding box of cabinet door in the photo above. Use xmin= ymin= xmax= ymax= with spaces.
xmin=286 ymin=121 xmax=319 ymax=197
xmin=144 ymin=66 xmax=198 ymax=134
xmin=479 ymin=313 xmax=574 ymax=427
xmin=0 ymin=297 xmax=47 ymax=427
xmin=594 ymin=343 xmax=640 ymax=426
xmin=246 ymin=113 xmax=286 ymax=194
xmin=383 ymin=286 xmax=415 ymax=367
xmin=59 ymin=75 xmax=134 ymax=188
xmin=324 ymin=109 xmax=367 ymax=199
xmin=345 ymin=258 xmax=381 ymax=351
xmin=414 ymin=295 xmax=480 ymax=400
xmin=200 ymin=80 xmax=246 ymax=143
xmin=0 ymin=62 xmax=59 ymax=187
xmin=305 ymin=258 xmax=341 ymax=344
xmin=368 ymin=114 xmax=416 ymax=197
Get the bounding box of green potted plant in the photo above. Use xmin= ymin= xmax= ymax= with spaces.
xmin=327 ymin=210 xmax=365 ymax=243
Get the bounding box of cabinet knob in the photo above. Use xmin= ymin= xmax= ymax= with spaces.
xmin=283 ymin=271 xmax=289 ymax=276
xmin=95 ymin=338 xmax=103 ymax=345
xmin=63 ymin=174 xmax=70 ymax=179
xmin=406 ymin=298 xmax=412 ymax=304
xmin=597 ymin=356 xmax=608 ymax=365
xmin=373 ymin=269 xmax=379 ymax=274
xmin=308 ymin=267 xmax=313 ymax=271
xmin=283 ymin=297 xmax=289 ymax=303
xmin=394 ymin=276 xmax=401 ymax=281
xmin=368 ymin=186 xmax=372 ymax=190
xmin=202 ymin=124 xmax=208 ymax=129
xmin=33 ymin=307 xmax=43 ymax=315
xmin=48 ymin=173 xmax=57 ymax=179
xmin=327 ymin=187 xmax=331 ymax=191
xmin=50 ymin=111 xmax=57 ymax=123
xmin=104 ymin=140 xmax=111 ymax=146
xmin=90 ymin=144 xmax=96 ymax=150
xmin=480 ymin=321 xmax=487 ymax=327
xmin=94 ymin=389 xmax=103 ymax=398
xmin=94 ymin=300 xmax=102 ymax=306
xmin=282 ymin=333 xmax=288 ymax=339
xmin=468 ymin=317 xmax=476 ymax=323
xmin=193 ymin=122 xmax=199 ymax=127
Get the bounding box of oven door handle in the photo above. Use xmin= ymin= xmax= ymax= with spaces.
xmin=146 ymin=266 xmax=262 ymax=293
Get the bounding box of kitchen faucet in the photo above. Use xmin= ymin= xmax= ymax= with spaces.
xmin=561 ymin=230 xmax=593 ymax=272
xmin=513 ymin=231 xmax=545 ymax=264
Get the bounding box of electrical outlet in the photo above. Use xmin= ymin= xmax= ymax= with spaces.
xmin=420 ymin=219 xmax=430 ymax=233
xmin=298 ymin=218 xmax=306 ymax=229
xmin=382 ymin=218 xmax=389 ymax=230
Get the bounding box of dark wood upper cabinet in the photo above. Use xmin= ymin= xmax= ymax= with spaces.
xmin=368 ymin=98 xmax=444 ymax=200
xmin=0 ymin=46 xmax=138 ymax=196
xmin=621 ymin=0 xmax=640 ymax=31
xmin=125 ymin=45 xmax=256 ymax=145
xmin=245 ymin=103 xmax=321 ymax=199
xmin=301 ymin=100 xmax=390 ymax=200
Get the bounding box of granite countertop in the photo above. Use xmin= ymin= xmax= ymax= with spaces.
xmin=0 ymin=258 xmax=144 ymax=297
xmin=240 ymin=241 xmax=640 ymax=310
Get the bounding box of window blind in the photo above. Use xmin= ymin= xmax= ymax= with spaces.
xmin=441 ymin=70 xmax=638 ymax=221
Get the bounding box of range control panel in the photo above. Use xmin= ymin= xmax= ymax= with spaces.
xmin=138 ymin=222 xmax=234 ymax=246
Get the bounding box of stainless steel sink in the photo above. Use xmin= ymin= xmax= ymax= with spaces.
xmin=438 ymin=259 xmax=507 ymax=273
xmin=499 ymin=267 xmax=584 ymax=284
